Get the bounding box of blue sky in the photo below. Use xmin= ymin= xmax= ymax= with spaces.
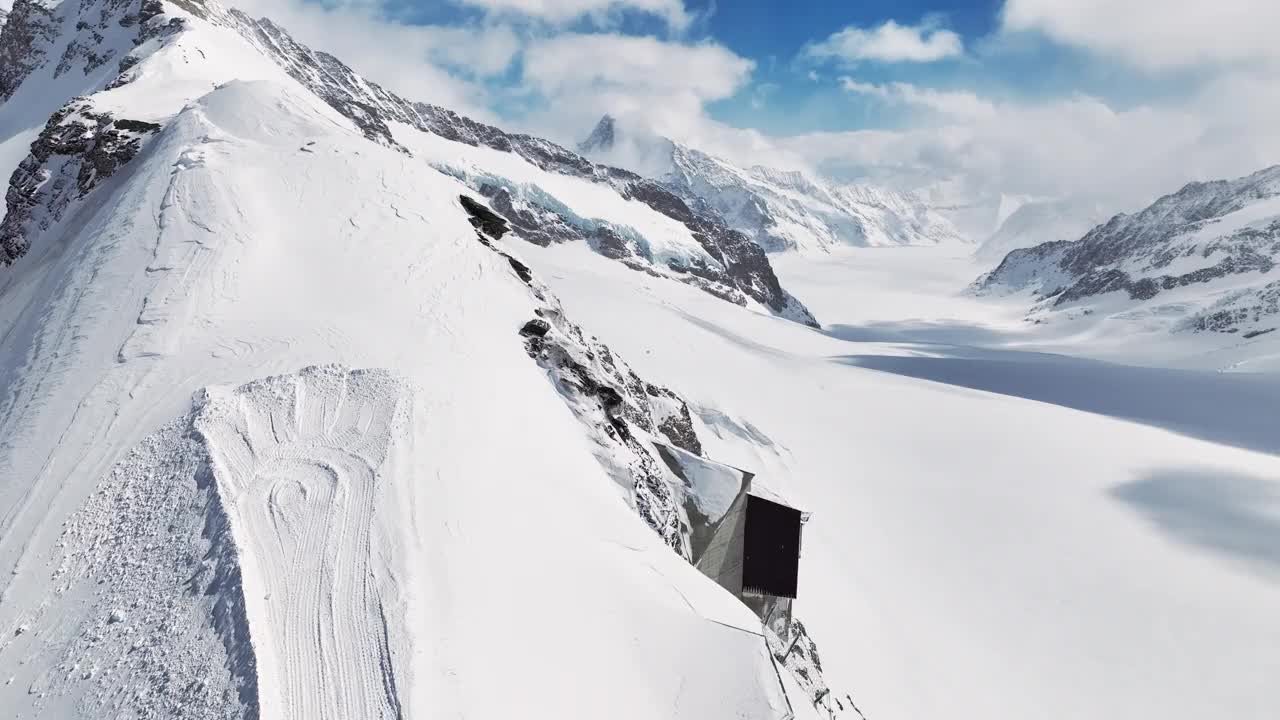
xmin=249 ymin=0 xmax=1279 ymax=210
xmin=314 ymin=0 xmax=1208 ymax=138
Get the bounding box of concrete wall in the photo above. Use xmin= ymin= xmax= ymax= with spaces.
xmin=694 ymin=491 xmax=747 ymax=597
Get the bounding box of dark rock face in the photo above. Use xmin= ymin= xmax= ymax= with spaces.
xmin=577 ymin=114 xmax=616 ymax=155
xmin=623 ymin=179 xmax=812 ymax=322
xmin=644 ymin=383 xmax=702 ymax=456
xmin=0 ymin=0 xmax=191 ymax=267
xmin=1190 ymin=280 xmax=1280 ymax=333
xmin=0 ymin=0 xmax=168 ymax=101
xmin=1 ymin=103 xmax=160 ymax=265
xmin=0 ymin=0 xmax=59 ymax=101
xmin=458 ymin=194 xmax=508 ymax=240
xmin=479 ymin=185 xmax=588 ymax=248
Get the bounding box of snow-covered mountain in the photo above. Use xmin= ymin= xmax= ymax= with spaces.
xmin=975 ymin=197 xmax=1106 ymax=262
xmin=977 ymin=166 xmax=1280 ymax=337
xmin=3 ymin=2 xmax=1280 ymax=720
xmin=579 ymin=114 xmax=967 ymax=253
xmin=0 ymin=0 xmax=814 ymax=326
xmin=0 ymin=0 xmax=839 ymax=717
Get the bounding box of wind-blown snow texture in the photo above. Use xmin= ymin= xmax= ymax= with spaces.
xmin=978 ymin=166 xmax=1280 ymax=337
xmin=0 ymin=2 xmax=812 ymax=716
xmin=580 ymin=114 xmax=965 ymax=253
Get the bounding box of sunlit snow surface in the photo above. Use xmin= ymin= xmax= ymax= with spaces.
xmin=523 ymin=242 xmax=1280 ymax=720
xmin=0 ymin=78 xmax=788 ymax=719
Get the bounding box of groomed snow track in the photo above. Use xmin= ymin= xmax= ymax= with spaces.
xmin=195 ymin=365 xmax=411 ymax=720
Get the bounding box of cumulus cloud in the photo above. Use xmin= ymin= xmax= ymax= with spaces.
xmin=804 ymin=19 xmax=963 ymax=64
xmin=454 ymin=0 xmax=692 ymax=30
xmin=1001 ymin=0 xmax=1280 ymax=70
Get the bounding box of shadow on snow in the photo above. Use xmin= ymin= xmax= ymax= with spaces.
xmin=836 ymin=349 xmax=1280 ymax=457
xmin=1111 ymin=468 xmax=1280 ymax=581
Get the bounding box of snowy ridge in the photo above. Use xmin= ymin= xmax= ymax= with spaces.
xmin=579 ymin=114 xmax=966 ymax=253
xmin=0 ymin=5 xmax=834 ymax=714
xmin=977 ymin=165 xmax=1280 ymax=336
xmin=0 ymin=0 xmax=814 ymax=324
xmin=219 ymin=13 xmax=815 ymax=324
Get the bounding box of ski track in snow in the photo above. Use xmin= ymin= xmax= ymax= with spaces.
xmin=196 ymin=366 xmax=409 ymax=720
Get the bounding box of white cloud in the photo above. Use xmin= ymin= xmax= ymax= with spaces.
xmin=522 ymin=33 xmax=752 ymax=100
xmin=454 ymin=0 xmax=692 ymax=30
xmin=804 ymin=19 xmax=963 ymax=64
xmin=840 ymin=78 xmax=996 ymax=119
xmin=778 ymin=73 xmax=1280 ymax=218
xmin=518 ymin=33 xmax=754 ymax=146
xmin=1001 ymin=0 xmax=1280 ymax=70
xmin=233 ymin=0 xmax=519 ymax=119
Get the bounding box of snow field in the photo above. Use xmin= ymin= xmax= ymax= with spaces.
xmin=521 ymin=240 xmax=1280 ymax=720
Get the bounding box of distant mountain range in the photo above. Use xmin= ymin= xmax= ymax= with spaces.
xmin=579 ymin=114 xmax=967 ymax=253
xmin=977 ymin=165 xmax=1280 ymax=338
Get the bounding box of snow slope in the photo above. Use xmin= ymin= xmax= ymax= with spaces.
xmin=579 ymin=115 xmax=967 ymax=253
xmin=0 ymin=9 xmax=799 ymax=715
xmin=0 ymin=0 xmax=814 ymax=323
xmin=523 ymin=239 xmax=1280 ymax=720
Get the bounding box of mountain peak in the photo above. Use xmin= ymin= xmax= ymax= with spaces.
xmin=577 ymin=113 xmax=616 ymax=154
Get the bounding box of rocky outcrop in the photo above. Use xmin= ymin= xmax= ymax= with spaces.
xmin=2 ymin=102 xmax=160 ymax=265
xmin=0 ymin=0 xmax=59 ymax=101
xmin=577 ymin=114 xmax=616 ymax=156
xmin=1187 ymin=280 xmax=1280 ymax=335
xmin=460 ymin=193 xmax=704 ymax=556
xmin=461 ymin=191 xmax=846 ymax=719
